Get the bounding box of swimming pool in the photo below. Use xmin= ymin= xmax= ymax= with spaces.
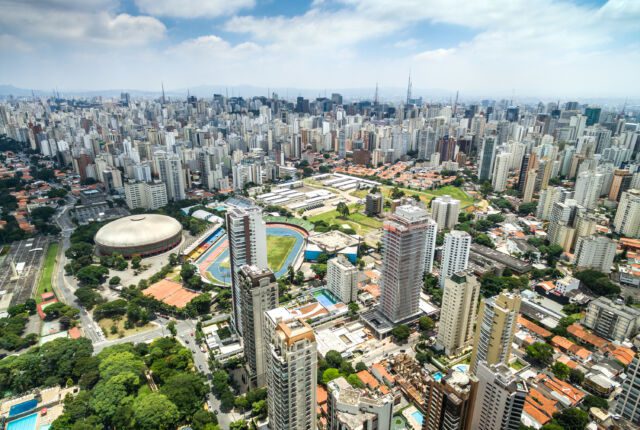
xmin=314 ymin=290 xmax=339 ymax=308
xmin=433 ymin=371 xmax=443 ymax=382
xmin=6 ymin=413 xmax=38 ymax=430
xmin=9 ymin=399 xmax=38 ymax=417
xmin=411 ymin=411 xmax=424 ymax=426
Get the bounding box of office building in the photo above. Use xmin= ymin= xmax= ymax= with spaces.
xmin=424 ymin=217 xmax=438 ymax=274
xmin=470 ymin=291 xmax=521 ymax=374
xmin=614 ymin=355 xmax=640 ymax=424
xmin=267 ymin=319 xmax=317 ymax=430
xmin=226 ymin=206 xmax=268 ymax=334
xmin=478 ymin=136 xmax=497 ymax=182
xmin=437 ymin=271 xmax=480 ymax=356
xmin=124 ymin=180 xmax=168 ymax=210
xmin=431 ymin=195 xmax=460 ymax=231
xmin=574 ymin=171 xmax=604 ymax=210
xmin=327 ymin=376 xmax=394 ymax=430
xmin=573 ymin=235 xmax=616 ymax=274
xmin=423 ymin=369 xmax=478 ymax=430
xmin=614 ymin=189 xmax=640 ymax=238
xmin=379 ymin=205 xmax=429 ymax=323
xmin=155 ymin=151 xmax=186 ymax=201
xmin=365 ymin=193 xmax=383 ymax=216
xmin=583 ymin=297 xmax=640 ymax=342
xmin=238 ymin=265 xmax=278 ymax=388
xmin=440 ymin=231 xmax=471 ymax=288
xmin=491 ymin=152 xmax=512 ymax=192
xmin=471 ymin=362 xmax=528 ymax=430
xmin=327 ymin=255 xmax=358 ymax=303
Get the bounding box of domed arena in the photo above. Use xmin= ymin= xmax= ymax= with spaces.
xmin=94 ymin=214 xmax=183 ymax=258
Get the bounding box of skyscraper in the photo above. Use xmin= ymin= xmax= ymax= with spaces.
xmin=614 ymin=189 xmax=640 ymax=238
xmin=424 ymin=217 xmax=438 ymax=274
xmin=574 ymin=171 xmax=604 ymax=209
xmin=471 ymin=362 xmax=528 ymax=430
xmin=440 ymin=231 xmax=471 ymax=288
xmin=614 ymin=354 xmax=640 ymax=425
xmin=437 ymin=271 xmax=480 ymax=356
xmin=609 ymin=169 xmax=633 ymax=202
xmin=573 ymin=235 xmax=616 ymax=274
xmin=423 ymin=369 xmax=478 ymax=430
xmin=470 ymin=291 xmax=521 ymax=374
xmin=155 ymin=151 xmax=186 ymax=201
xmin=326 ymin=255 xmax=358 ymax=303
xmin=267 ymin=319 xmax=317 ymax=430
xmin=238 ymin=265 xmax=278 ymax=388
xmin=379 ymin=205 xmax=429 ymax=323
xmin=226 ymin=206 xmax=268 ymax=334
xmin=430 ymin=195 xmax=460 ymax=231
xmin=478 ymin=136 xmax=497 ymax=182
xmin=491 ymin=152 xmax=512 ymax=192
xmin=536 ymin=186 xmax=572 ymax=221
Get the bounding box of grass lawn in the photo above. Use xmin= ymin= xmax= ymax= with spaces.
xmin=35 ymin=243 xmax=59 ymax=303
xmin=510 ymin=359 xmax=526 ymax=371
xmin=98 ymin=318 xmax=154 ymax=340
xmin=267 ymin=235 xmax=296 ymax=272
xmin=308 ymin=205 xmax=383 ymax=235
xmin=378 ymin=185 xmax=475 ymax=208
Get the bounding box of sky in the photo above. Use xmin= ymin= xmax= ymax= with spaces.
xmin=0 ymin=0 xmax=639 ymax=99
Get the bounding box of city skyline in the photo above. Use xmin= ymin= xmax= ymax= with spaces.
xmin=0 ymin=0 xmax=639 ymax=99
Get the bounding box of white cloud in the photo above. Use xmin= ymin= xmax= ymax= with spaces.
xmin=135 ymin=0 xmax=255 ymax=19
xmin=0 ymin=34 xmax=32 ymax=53
xmin=414 ymin=48 xmax=454 ymax=60
xmin=167 ymin=35 xmax=259 ymax=57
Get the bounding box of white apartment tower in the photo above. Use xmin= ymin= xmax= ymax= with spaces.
xmin=155 ymin=151 xmax=186 ymax=201
xmin=614 ymin=355 xmax=640 ymax=425
xmin=326 ymin=255 xmax=358 ymax=303
xmin=574 ymin=171 xmax=604 ymax=210
xmin=437 ymin=271 xmax=481 ymax=356
xmin=614 ymin=189 xmax=640 ymax=238
xmin=492 ymin=152 xmax=512 ymax=192
xmin=424 ymin=217 xmax=438 ymax=274
xmin=226 ymin=206 xmax=268 ymax=335
xmin=440 ymin=230 xmax=472 ymax=288
xmin=430 ymin=195 xmax=460 ymax=231
xmin=124 ymin=180 xmax=168 ymax=210
xmin=573 ymin=235 xmax=617 ymax=274
xmin=379 ymin=205 xmax=429 ymax=324
xmin=267 ymin=319 xmax=317 ymax=430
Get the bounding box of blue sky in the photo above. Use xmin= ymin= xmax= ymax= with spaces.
xmin=0 ymin=0 xmax=638 ymax=98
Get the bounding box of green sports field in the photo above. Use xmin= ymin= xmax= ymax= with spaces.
xmin=267 ymin=235 xmax=297 ymax=272
xmin=35 ymin=243 xmax=58 ymax=303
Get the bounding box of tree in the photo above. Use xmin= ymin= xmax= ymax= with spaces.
xmin=553 ymin=408 xmax=589 ymax=430
xmin=311 ymin=263 xmax=327 ymax=280
xmin=230 ymin=421 xmax=248 ymax=430
xmin=133 ymin=393 xmax=180 ymax=430
xmin=390 ymin=186 xmax=405 ymax=199
xmin=415 ymin=350 xmax=432 ymax=365
xmin=325 ymin=350 xmax=344 ymax=368
xmin=109 ymin=276 xmax=121 ymax=286
xmin=348 ymin=302 xmax=360 ymax=318
xmin=294 ymin=270 xmax=305 ymax=285
xmin=569 ymin=368 xmax=585 ymax=385
xmin=518 ymin=202 xmax=538 ymax=216
xmin=525 ymin=342 xmax=554 ymax=366
xmin=75 ymin=287 xmax=102 ymax=310
xmin=131 ymin=255 xmax=142 ymax=269
xmin=66 ymin=243 xmax=94 ymax=260
xmin=322 ymin=368 xmax=341 ymax=385
xmin=582 ymin=394 xmax=608 ymax=410
xmin=355 ymin=362 xmax=367 ymax=372
xmin=76 ymin=265 xmax=109 ymax=286
xmin=252 ymin=399 xmax=267 ymax=418
xmin=391 ymin=324 xmax=410 ymax=343
xmin=160 ymin=372 xmax=208 ymax=418
xmin=551 ymin=362 xmax=570 ymax=380
xmin=347 ymin=373 xmax=364 ymax=388
xmin=474 ymin=233 xmax=495 ymax=248
xmin=418 ymin=316 xmax=434 ymax=333
xmin=167 ymin=321 xmax=177 ymax=337
xmin=336 ymin=202 xmax=350 ymax=218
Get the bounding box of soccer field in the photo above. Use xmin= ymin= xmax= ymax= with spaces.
xmin=267 ymin=235 xmax=297 ymax=272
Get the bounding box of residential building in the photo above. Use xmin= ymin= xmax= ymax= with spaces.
xmin=238 ymin=265 xmax=278 ymax=388
xmin=614 ymin=355 xmax=640 ymax=424
xmin=574 ymin=171 xmax=604 ymax=209
xmin=471 ymin=362 xmax=528 ymax=430
xmin=424 ymin=217 xmax=438 ymax=274
xmin=491 ymin=152 xmax=512 ymax=192
xmin=615 ymin=189 xmax=640 ymax=238
xmin=327 ymin=255 xmax=358 ymax=303
xmin=470 ymin=291 xmax=521 ymax=374
xmin=267 ymin=319 xmax=317 ymax=430
xmin=379 ymin=205 xmax=429 ymax=324
xmin=423 ymin=369 xmax=478 ymax=430
xmin=609 ymin=169 xmax=633 ymax=202
xmin=327 ymin=376 xmax=394 ymax=430
xmin=365 ymin=193 xmax=383 ymax=216
xmin=478 ymin=136 xmax=497 ymax=182
xmin=123 ymin=180 xmax=168 ymax=210
xmin=155 ymin=151 xmax=186 ymax=201
xmin=431 ymin=195 xmax=460 ymax=231
xmin=440 ymin=231 xmax=471 ymax=288
xmin=573 ymin=235 xmax=616 ymax=274
xmin=583 ymin=297 xmax=640 ymax=342
xmin=536 ymin=187 xmax=572 ymax=221
xmin=437 ymin=271 xmax=480 ymax=356
xmin=226 ymin=206 xmax=268 ymax=334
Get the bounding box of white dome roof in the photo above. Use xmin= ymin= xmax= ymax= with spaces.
xmin=95 ymin=214 xmax=182 ymax=248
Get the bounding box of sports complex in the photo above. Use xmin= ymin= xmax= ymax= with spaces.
xmin=190 ymin=221 xmax=309 ymax=285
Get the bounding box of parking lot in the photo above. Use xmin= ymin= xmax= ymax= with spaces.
xmin=0 ymin=236 xmax=51 ymax=310
xmin=72 ymin=202 xmax=128 ymax=225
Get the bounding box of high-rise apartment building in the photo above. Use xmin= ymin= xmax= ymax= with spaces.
xmin=491 ymin=152 xmax=512 ymax=192
xmin=478 ymin=136 xmax=497 ymax=182
xmin=226 ymin=206 xmax=268 ymax=334
xmin=440 ymin=231 xmax=471 ymax=288
xmin=609 ymin=169 xmax=633 ymax=202
xmin=536 ymin=186 xmax=572 ymax=221
xmin=573 ymin=235 xmax=616 ymax=274
xmin=431 ymin=195 xmax=461 ymax=231
xmin=470 ymin=291 xmax=521 ymax=374
xmin=583 ymin=297 xmax=640 ymax=342
xmin=327 ymin=376 xmax=394 ymax=430
xmin=423 ymin=369 xmax=478 ymax=430
xmin=155 ymin=151 xmax=186 ymax=201
xmin=365 ymin=193 xmax=383 ymax=216
xmin=574 ymin=171 xmax=604 ymax=210
xmin=238 ymin=265 xmax=278 ymax=388
xmin=424 ymin=217 xmax=438 ymax=274
xmin=124 ymin=180 xmax=168 ymax=210
xmin=266 ymin=319 xmax=317 ymax=430
xmin=614 ymin=355 xmax=640 ymax=424
xmin=379 ymin=205 xmax=429 ymax=323
xmin=326 ymin=255 xmax=358 ymax=303
xmin=437 ymin=271 xmax=480 ymax=356
xmin=614 ymin=189 xmax=640 ymax=238
xmin=470 ymin=362 xmax=528 ymax=430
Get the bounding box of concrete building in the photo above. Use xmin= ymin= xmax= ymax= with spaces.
xmin=574 ymin=171 xmax=604 ymax=210
xmin=609 ymin=169 xmax=633 ymax=202
xmin=478 ymin=136 xmax=497 ymax=182
xmin=615 ymin=189 xmax=640 ymax=238
xmin=614 ymin=355 xmax=640 ymax=425
xmin=471 ymin=362 xmax=528 ymax=430
xmin=536 ymin=186 xmax=572 ymax=221
xmin=440 ymin=231 xmax=471 ymax=288
xmin=365 ymin=193 xmax=383 ymax=216
xmin=547 ymin=199 xmax=584 ymax=247
xmin=267 ymin=319 xmax=317 ymax=430
xmin=423 ymin=369 xmax=478 ymax=430
xmin=155 ymin=151 xmax=186 ymax=201
xmin=124 ymin=180 xmax=168 ymax=210
xmin=327 ymin=376 xmax=394 ymax=430
xmin=437 ymin=271 xmax=480 ymax=356
xmin=573 ymin=235 xmax=616 ymax=274
xmin=379 ymin=205 xmax=429 ymax=324
xmin=327 ymin=255 xmax=358 ymax=304
xmin=424 ymin=217 xmax=438 ymax=274
xmin=226 ymin=206 xmax=268 ymax=335
xmin=583 ymin=297 xmax=640 ymax=342
xmin=238 ymin=265 xmax=278 ymax=388
xmin=470 ymin=291 xmax=521 ymax=374
xmin=491 ymin=152 xmax=512 ymax=192
xmin=431 ymin=195 xmax=461 ymax=231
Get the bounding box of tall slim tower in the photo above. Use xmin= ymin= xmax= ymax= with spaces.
xmin=267 ymin=319 xmax=317 ymax=430
xmin=406 ymin=73 xmax=412 ymax=105
xmin=470 ymin=291 xmax=521 ymax=374
xmin=614 ymin=355 xmax=640 ymax=424
xmin=440 ymin=230 xmax=471 ymax=288
xmin=491 ymin=152 xmax=512 ymax=192
xmin=478 ymin=136 xmax=497 ymax=182
xmin=423 ymin=369 xmax=478 ymax=430
xmin=226 ymin=206 xmax=268 ymax=334
xmin=326 ymin=255 xmax=358 ymax=304
xmin=424 ymin=217 xmax=438 ymax=274
xmin=437 ymin=271 xmax=480 ymax=356
xmin=238 ymin=265 xmax=278 ymax=388
xmin=155 ymin=151 xmax=186 ymax=201
xmin=379 ymin=205 xmax=429 ymax=323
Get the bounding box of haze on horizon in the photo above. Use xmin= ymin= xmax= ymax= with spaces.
xmin=0 ymin=0 xmax=639 ymax=99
